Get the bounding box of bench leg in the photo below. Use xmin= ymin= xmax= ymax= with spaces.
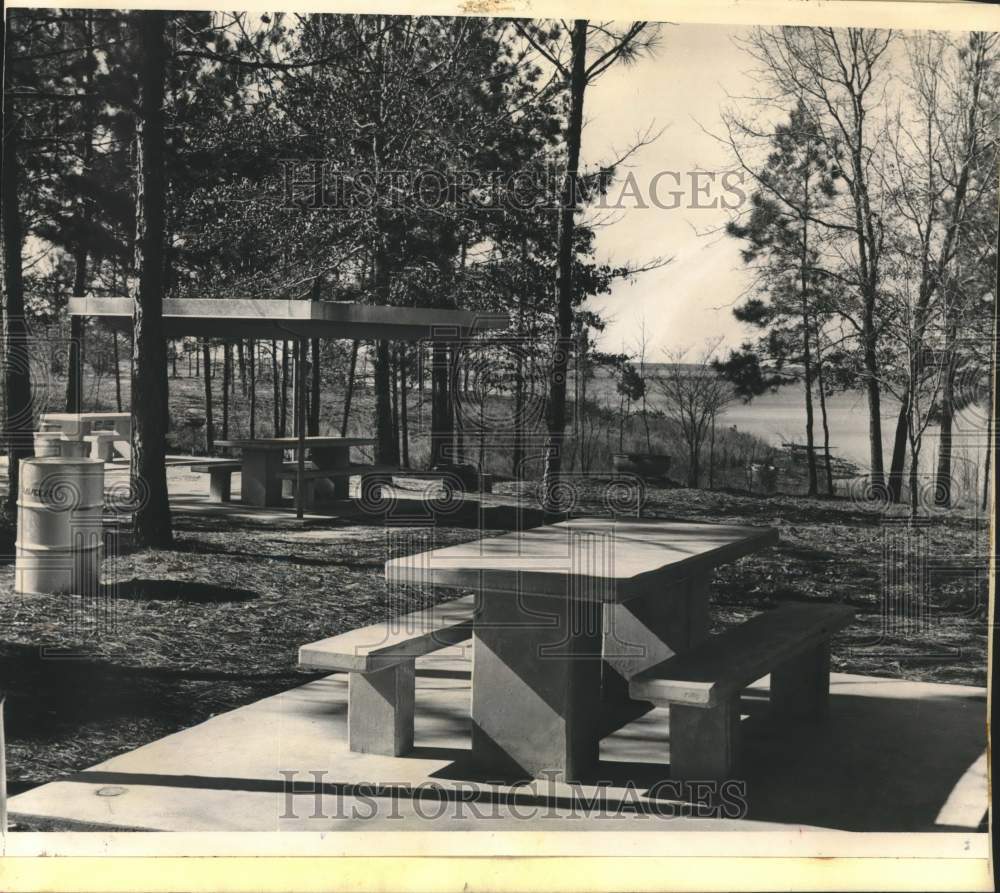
xmin=209 ymin=472 xmax=232 ymax=503
xmin=669 ymin=699 xmax=740 ymax=780
xmin=348 ymin=661 xmax=416 ymax=756
xmin=770 ymin=642 xmax=831 ymax=720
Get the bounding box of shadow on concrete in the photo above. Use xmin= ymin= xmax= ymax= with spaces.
xmin=739 ymin=687 xmax=986 ymax=831
xmin=62 ymin=767 xmax=708 ymax=819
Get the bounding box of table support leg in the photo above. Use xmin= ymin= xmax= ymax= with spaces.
xmin=312 ymin=446 xmax=350 ymax=499
xmin=241 ymin=449 xmax=283 ymax=507
xmin=471 ymin=591 xmax=602 ymax=782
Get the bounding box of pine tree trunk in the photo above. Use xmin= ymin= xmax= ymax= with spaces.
xmin=983 ymin=373 xmax=993 ymax=513
xmin=390 ymin=345 xmax=400 ymax=460
xmin=130 ymin=10 xmax=172 ymax=546
xmin=248 ymin=339 xmax=256 ymax=439
xmin=66 ymin=13 xmax=96 ymax=415
xmin=1 ymin=108 xmax=33 ymax=523
xmin=309 ymin=337 xmax=320 ymax=436
xmin=371 ymin=228 xmax=396 ymax=464
xmin=341 ymin=340 xmax=358 ymax=437
xmin=374 ymin=340 xmax=396 ymax=464
xmin=982 ymin=294 xmax=996 ymax=513
xmin=67 ymin=293 xmax=86 ymax=413
xmin=280 ymin=340 xmax=289 ymax=436
xmin=112 ymin=330 xmax=122 ymax=412
xmin=801 ymin=315 xmax=818 ymax=496
xmin=479 ymin=384 xmax=486 ymax=473
xmin=221 ymin=342 xmax=231 ymax=440
xmin=237 ymin=340 xmax=246 ymax=393
xmin=431 ymin=340 xmax=451 ymax=468
xmin=400 ymin=346 xmax=410 ymax=468
xmin=934 ymin=310 xmax=957 ymax=507
xmin=814 ymin=327 xmax=834 ymax=496
xmin=542 ymin=19 xmax=587 ymax=510
xmin=512 ymin=239 xmax=528 ymax=478
xmin=864 ymin=338 xmax=885 ymax=490
xmin=799 ymin=200 xmax=818 ymax=496
xmin=451 ymin=343 xmax=464 ymax=463
xmin=202 ymin=339 xmax=214 ymax=452
xmin=271 ymin=340 xmax=279 ymax=434
xmin=294 ymin=338 xmax=307 ymax=519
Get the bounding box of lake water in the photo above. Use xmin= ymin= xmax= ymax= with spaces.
xmin=720 ymin=385 xmax=991 ymax=485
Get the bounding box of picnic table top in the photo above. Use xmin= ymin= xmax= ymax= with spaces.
xmin=42 ymin=411 xmax=130 ymax=421
xmin=215 ymin=436 xmax=375 ymax=450
xmin=385 ymin=517 xmax=779 ymax=604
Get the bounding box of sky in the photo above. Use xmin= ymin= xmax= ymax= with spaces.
xmin=579 ymin=23 xmax=764 ymax=362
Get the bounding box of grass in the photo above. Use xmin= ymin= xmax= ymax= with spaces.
xmin=0 ymin=476 xmax=988 ymax=799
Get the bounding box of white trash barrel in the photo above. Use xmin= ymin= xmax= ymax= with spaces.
xmin=58 ymin=439 xmax=91 ymax=458
xmin=33 ymin=431 xmax=64 ymax=457
xmin=15 ymin=457 xmax=105 ymax=596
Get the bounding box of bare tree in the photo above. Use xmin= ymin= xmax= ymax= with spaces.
xmin=515 ymin=19 xmax=660 ymax=511
xmin=883 ymin=31 xmax=998 ymax=502
xmin=880 ymin=268 xmax=948 ymax=514
xmin=653 ymin=339 xmax=734 ymax=488
xmin=726 ymin=27 xmax=894 ymax=488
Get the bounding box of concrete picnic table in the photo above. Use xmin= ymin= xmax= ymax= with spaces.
xmin=385 ymin=517 xmax=778 ymax=781
xmin=41 ymin=412 xmax=132 ymax=464
xmin=215 ymin=436 xmax=375 ymax=507
xmin=41 ymin=411 xmax=131 ymax=439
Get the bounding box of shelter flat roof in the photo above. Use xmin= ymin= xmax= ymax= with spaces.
xmin=69 ymin=297 xmax=508 ymax=341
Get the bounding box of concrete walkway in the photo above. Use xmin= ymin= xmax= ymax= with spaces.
xmin=8 ymin=646 xmax=987 ymax=833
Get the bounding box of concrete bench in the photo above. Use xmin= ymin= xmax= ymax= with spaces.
xmin=277 ymin=463 xmax=399 ymax=507
xmin=299 ymin=595 xmax=476 ymax=756
xmin=629 ymin=602 xmax=854 ymax=779
xmin=191 ymin=461 xmax=242 ymax=503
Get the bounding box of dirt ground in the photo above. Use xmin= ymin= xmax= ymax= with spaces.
xmin=0 ymin=480 xmax=989 ymax=795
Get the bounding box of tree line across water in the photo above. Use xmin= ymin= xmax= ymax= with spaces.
xmin=2 ymin=13 xmax=996 ymax=547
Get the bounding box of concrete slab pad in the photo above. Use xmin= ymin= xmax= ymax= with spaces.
xmin=8 ymin=648 xmax=987 ymax=834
